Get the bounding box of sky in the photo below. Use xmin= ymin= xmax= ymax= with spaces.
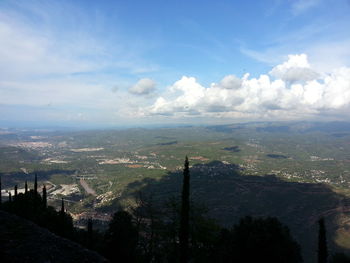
xmin=0 ymin=0 xmax=350 ymax=128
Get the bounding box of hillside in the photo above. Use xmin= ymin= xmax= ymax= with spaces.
xmin=0 ymin=210 xmax=108 ymax=263
xmin=115 ymin=161 xmax=350 ymax=262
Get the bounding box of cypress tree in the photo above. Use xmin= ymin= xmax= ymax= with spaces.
xmin=87 ymin=218 xmax=93 ymax=249
xmin=14 ymin=185 xmax=18 ymax=199
xmin=42 ymin=185 xmax=47 ymax=208
xmin=180 ymin=156 xmax=190 ymax=263
xmin=33 ymin=174 xmax=39 ymax=210
xmin=318 ymin=217 xmax=328 ymax=263
xmin=88 ymin=218 xmax=93 ymax=235
xmin=25 ymin=180 xmax=28 ymax=195
xmin=61 ymin=198 xmax=65 ymax=214
xmin=105 ymin=211 xmax=138 ymax=262
xmin=0 ymin=175 xmax=2 ymax=206
xmin=34 ymin=173 xmax=38 ymax=195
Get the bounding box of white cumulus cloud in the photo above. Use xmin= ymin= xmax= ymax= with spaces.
xmin=269 ymin=54 xmax=319 ymax=83
xmin=129 ymin=78 xmax=156 ymax=96
xmin=218 ymin=75 xmax=242 ymax=89
xmin=141 ymin=54 xmax=350 ymax=120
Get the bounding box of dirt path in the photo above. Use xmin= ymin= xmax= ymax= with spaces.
xmin=79 ymin=179 xmax=96 ymax=196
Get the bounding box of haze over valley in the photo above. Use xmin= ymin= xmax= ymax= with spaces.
xmin=1 ymin=0 xmax=350 ymax=262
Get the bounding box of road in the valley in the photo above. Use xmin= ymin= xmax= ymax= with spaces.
xmin=79 ymin=179 xmax=96 ymax=196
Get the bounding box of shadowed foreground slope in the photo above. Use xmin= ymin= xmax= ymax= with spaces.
xmin=0 ymin=210 xmax=108 ymax=263
xmin=116 ymin=161 xmax=350 ymax=263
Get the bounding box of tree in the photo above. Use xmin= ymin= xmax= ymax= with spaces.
xmin=86 ymin=218 xmax=93 ymax=249
xmin=42 ymin=185 xmax=47 ymax=208
xmin=318 ymin=217 xmax=328 ymax=263
xmin=214 ymin=216 xmax=302 ymax=263
xmin=0 ymin=175 xmax=2 ymax=206
xmin=25 ymin=180 xmax=28 ymax=195
xmin=55 ymin=198 xmax=74 ymax=238
xmin=60 ymin=198 xmax=65 ymax=215
xmin=34 ymin=173 xmax=38 ymax=195
xmin=14 ymin=185 xmax=18 ymax=199
xmin=105 ymin=210 xmax=138 ymax=262
xmin=1 ymin=181 xmax=74 ymax=243
xmin=132 ymin=192 xmax=164 ymax=262
xmin=330 ymin=253 xmax=350 ymax=263
xmin=180 ymin=156 xmax=190 ymax=263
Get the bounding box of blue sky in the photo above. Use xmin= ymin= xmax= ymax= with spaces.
xmin=0 ymin=0 xmax=350 ymax=127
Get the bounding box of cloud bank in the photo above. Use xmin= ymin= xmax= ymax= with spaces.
xmin=141 ymin=54 xmax=350 ymax=120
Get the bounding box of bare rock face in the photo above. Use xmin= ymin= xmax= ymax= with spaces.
xmin=0 ymin=210 xmax=108 ymax=263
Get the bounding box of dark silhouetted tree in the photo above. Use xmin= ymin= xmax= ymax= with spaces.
xmin=1 ymin=180 xmax=75 ymax=244
xmin=42 ymin=185 xmax=47 ymax=208
xmin=87 ymin=218 xmax=93 ymax=249
xmin=55 ymin=198 xmax=74 ymax=238
xmin=60 ymin=198 xmax=65 ymax=215
xmin=180 ymin=156 xmax=190 ymax=263
xmin=330 ymin=253 xmax=350 ymax=263
xmin=105 ymin=210 xmax=138 ymax=263
xmin=33 ymin=174 xmax=39 ymax=210
xmin=25 ymin=180 xmax=28 ymax=195
xmin=0 ymin=175 xmax=2 ymax=206
xmin=14 ymin=185 xmax=18 ymax=199
xmin=132 ymin=191 xmax=166 ymax=262
xmin=318 ymin=217 xmax=328 ymax=263
xmin=213 ymin=216 xmax=302 ymax=263
xmin=34 ymin=173 xmax=38 ymax=195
